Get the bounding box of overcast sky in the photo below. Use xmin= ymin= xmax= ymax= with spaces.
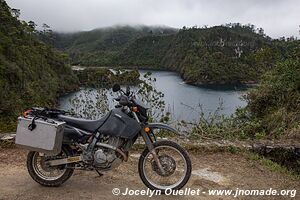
xmin=6 ymin=0 xmax=300 ymax=38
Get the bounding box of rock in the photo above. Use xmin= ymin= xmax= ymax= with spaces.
xmin=0 ymin=133 xmax=16 ymax=141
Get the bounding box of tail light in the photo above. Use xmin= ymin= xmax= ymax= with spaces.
xmin=23 ymin=109 xmax=32 ymax=118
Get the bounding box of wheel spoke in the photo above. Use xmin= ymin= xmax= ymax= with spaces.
xmin=142 ymin=144 xmax=189 ymax=190
xmin=32 ymin=152 xmax=67 ymax=181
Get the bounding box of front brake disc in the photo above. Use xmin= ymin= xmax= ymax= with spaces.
xmin=151 ymin=154 xmax=176 ymax=177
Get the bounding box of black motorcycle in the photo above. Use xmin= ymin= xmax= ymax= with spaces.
xmin=25 ymin=84 xmax=191 ymax=192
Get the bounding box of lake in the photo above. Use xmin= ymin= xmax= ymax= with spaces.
xmin=59 ymin=70 xmax=248 ymax=122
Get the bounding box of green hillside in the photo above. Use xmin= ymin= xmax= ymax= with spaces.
xmin=246 ymin=50 xmax=300 ymax=139
xmin=52 ymin=24 xmax=296 ymax=85
xmin=1 ymin=0 xmax=299 ymax=142
xmin=0 ymin=0 xmax=78 ymax=125
xmin=120 ymin=25 xmax=299 ymax=84
xmin=49 ymin=26 xmax=178 ymax=66
xmin=189 ymin=41 xmax=300 ymax=141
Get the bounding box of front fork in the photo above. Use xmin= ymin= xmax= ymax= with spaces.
xmin=131 ymin=112 xmax=165 ymax=173
xmin=140 ymin=130 xmax=165 ymax=173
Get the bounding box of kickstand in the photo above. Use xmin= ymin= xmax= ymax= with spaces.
xmin=95 ymin=169 xmax=104 ymax=177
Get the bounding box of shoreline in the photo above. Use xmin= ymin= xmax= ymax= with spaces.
xmin=71 ymin=65 xmax=259 ymax=88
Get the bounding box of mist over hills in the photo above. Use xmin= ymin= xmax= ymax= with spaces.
xmin=1 ymin=0 xmax=300 ymax=144
xmin=46 ymin=24 xmax=298 ymax=85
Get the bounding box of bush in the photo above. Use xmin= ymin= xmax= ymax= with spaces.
xmin=189 ymin=57 xmax=300 ymax=140
xmin=245 ymin=58 xmax=300 ymax=138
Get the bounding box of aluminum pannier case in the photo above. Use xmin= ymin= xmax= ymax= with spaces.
xmin=15 ymin=117 xmax=65 ymax=155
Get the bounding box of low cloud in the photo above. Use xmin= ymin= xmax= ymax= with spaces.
xmin=6 ymin=0 xmax=300 ymax=38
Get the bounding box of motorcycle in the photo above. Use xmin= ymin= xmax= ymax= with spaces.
xmin=24 ymin=84 xmax=191 ymax=192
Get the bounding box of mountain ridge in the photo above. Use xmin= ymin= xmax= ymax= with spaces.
xmin=48 ymin=24 xmax=297 ymax=85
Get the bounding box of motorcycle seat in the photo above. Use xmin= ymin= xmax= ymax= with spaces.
xmin=58 ymin=113 xmax=110 ymax=133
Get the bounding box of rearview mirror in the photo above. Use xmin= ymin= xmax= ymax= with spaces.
xmin=112 ymin=84 xmax=121 ymax=92
xmin=125 ymin=86 xmax=130 ymax=96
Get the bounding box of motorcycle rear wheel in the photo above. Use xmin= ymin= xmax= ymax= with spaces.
xmin=26 ymin=145 xmax=75 ymax=187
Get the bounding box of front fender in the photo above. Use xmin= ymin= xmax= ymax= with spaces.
xmin=146 ymin=123 xmax=179 ymax=134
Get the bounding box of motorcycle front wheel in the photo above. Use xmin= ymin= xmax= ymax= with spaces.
xmin=138 ymin=140 xmax=192 ymax=192
xmin=26 ymin=145 xmax=75 ymax=187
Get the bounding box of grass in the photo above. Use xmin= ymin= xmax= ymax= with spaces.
xmin=182 ymin=143 xmax=242 ymax=154
xmin=245 ymin=152 xmax=300 ymax=180
xmin=0 ymin=140 xmax=15 ymax=148
xmin=2 ymin=136 xmax=298 ymax=180
xmin=133 ymin=141 xmax=299 ymax=178
xmin=0 ymin=118 xmax=17 ymax=133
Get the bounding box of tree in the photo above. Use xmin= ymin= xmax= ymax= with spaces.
xmin=28 ymin=21 xmax=37 ymax=31
xmin=258 ymin=28 xmax=265 ymax=36
xmin=279 ymin=37 xmax=285 ymax=41
xmin=10 ymin=8 xmax=20 ymax=18
xmin=42 ymin=23 xmax=50 ymax=33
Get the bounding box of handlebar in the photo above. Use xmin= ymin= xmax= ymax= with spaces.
xmin=112 ymin=84 xmax=136 ymax=107
xmin=114 ymin=95 xmax=134 ymax=107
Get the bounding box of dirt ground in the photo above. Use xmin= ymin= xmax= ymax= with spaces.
xmin=0 ymin=148 xmax=299 ymax=200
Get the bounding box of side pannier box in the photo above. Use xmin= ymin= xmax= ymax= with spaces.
xmin=15 ymin=117 xmax=65 ymax=155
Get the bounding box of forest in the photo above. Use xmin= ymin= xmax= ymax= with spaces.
xmin=0 ymin=0 xmax=299 ymax=144
xmin=0 ymin=0 xmax=139 ymax=131
xmin=1 ymin=1 xmax=300 ymax=197
xmin=0 ymin=0 xmax=80 ymax=131
xmin=50 ymin=23 xmax=299 ymax=85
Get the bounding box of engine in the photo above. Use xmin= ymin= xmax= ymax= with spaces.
xmin=93 ymin=137 xmax=124 ymax=169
